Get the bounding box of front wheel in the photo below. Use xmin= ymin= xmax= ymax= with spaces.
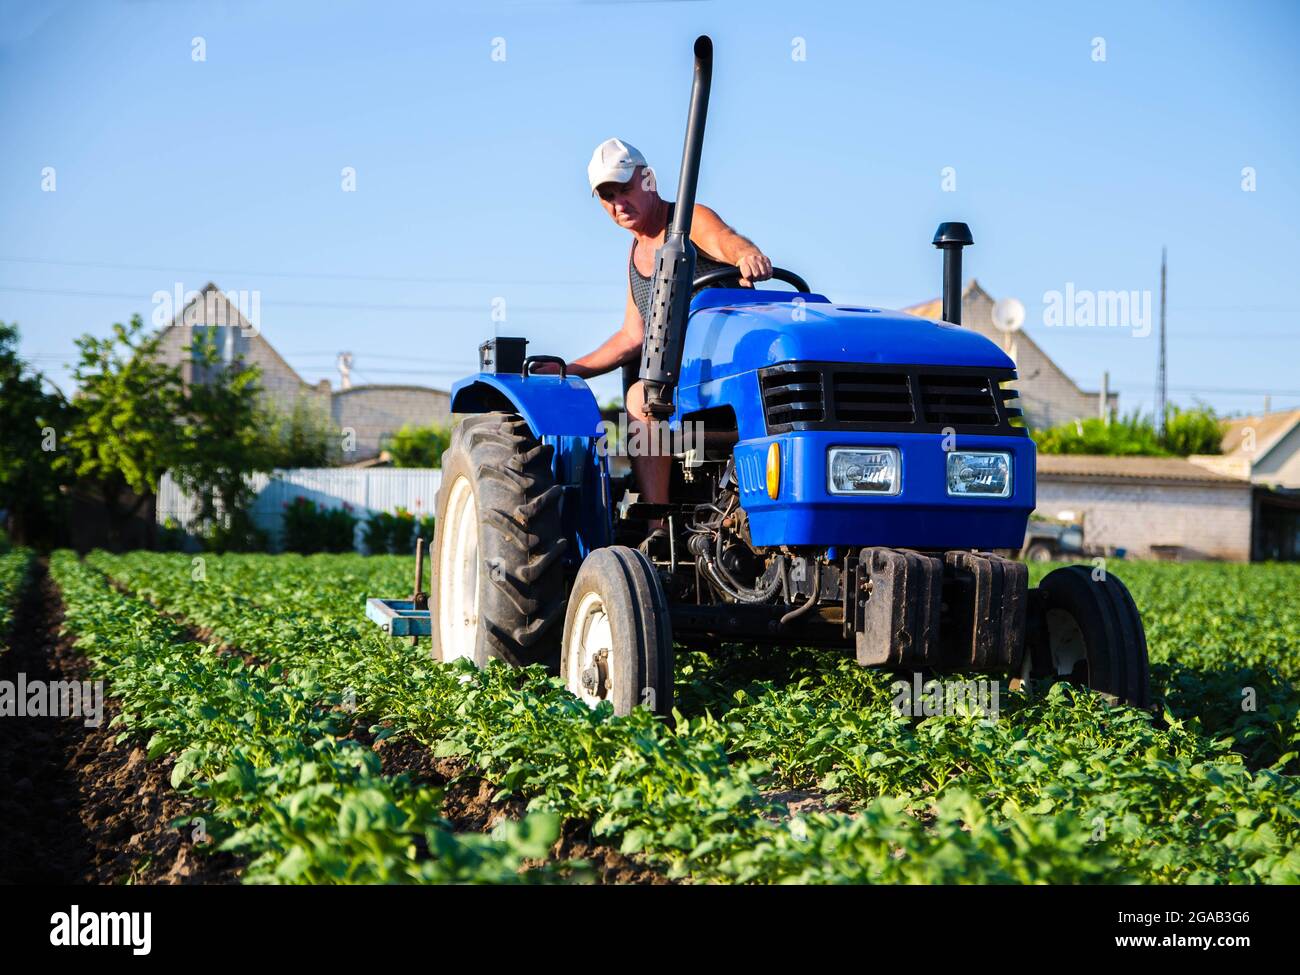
xmin=1031 ymin=565 xmax=1150 ymax=708
xmin=561 ymin=547 xmax=673 ymax=718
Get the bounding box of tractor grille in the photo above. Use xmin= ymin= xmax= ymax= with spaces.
xmin=760 ymin=362 xmax=1025 ymax=435
xmin=759 ymin=369 xmax=824 ymax=426
xmin=918 ymin=374 xmax=999 ymax=426
xmin=831 ymin=371 xmax=914 ymax=424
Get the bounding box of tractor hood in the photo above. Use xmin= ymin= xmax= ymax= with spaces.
xmin=679 ymin=291 xmax=1015 ymax=388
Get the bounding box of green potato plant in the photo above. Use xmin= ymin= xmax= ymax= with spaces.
xmin=71 ymin=551 xmax=1300 ymax=884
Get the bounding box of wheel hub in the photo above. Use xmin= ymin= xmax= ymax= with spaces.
xmin=580 ymin=650 xmax=609 ymax=697
xmin=567 ymin=592 xmax=614 ymax=707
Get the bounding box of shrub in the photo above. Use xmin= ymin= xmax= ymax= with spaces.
xmin=1162 ymin=404 xmax=1222 ymax=456
xmin=262 ymin=397 xmax=341 ymax=468
xmin=281 ymin=497 xmax=358 ymax=553
xmin=1033 ymin=411 xmax=1164 ymax=456
xmin=385 ymin=424 xmax=451 ymax=468
xmin=363 ymin=508 xmax=435 ymax=554
xmin=1033 ymin=404 xmax=1222 ymax=457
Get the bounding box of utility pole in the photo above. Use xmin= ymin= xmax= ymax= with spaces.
xmin=1156 ymin=247 xmax=1167 ymax=439
xmin=1100 ymin=371 xmax=1110 ymax=425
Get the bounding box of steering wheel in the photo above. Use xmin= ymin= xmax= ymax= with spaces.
xmin=692 ymin=266 xmax=811 ymax=293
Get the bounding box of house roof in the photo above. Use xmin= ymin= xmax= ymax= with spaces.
xmin=1037 ymin=453 xmax=1249 ymax=486
xmin=1220 ymin=410 xmax=1300 ymax=462
xmin=166 ymin=283 xmax=312 ymax=391
xmin=903 ymin=280 xmax=1112 ymax=401
xmin=900 ymin=278 xmax=983 ymax=321
xmin=333 ymin=384 xmax=451 ymax=397
xmin=166 ymin=284 xmax=453 ymax=399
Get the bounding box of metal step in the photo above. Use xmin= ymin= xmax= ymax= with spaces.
xmin=366 ymin=598 xmax=432 ymax=637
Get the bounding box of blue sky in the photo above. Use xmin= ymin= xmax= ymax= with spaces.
xmin=2 ymin=0 xmax=1298 ymax=415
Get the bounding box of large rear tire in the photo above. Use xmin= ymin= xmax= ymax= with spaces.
xmin=560 ymin=547 xmax=673 ymax=718
xmin=1032 ymin=565 xmax=1150 ymax=708
xmin=430 ymin=413 xmax=567 ymax=669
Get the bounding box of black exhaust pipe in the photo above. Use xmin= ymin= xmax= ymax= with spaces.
xmin=932 ymin=221 xmax=973 ymax=326
xmin=639 ymin=35 xmax=713 ymax=420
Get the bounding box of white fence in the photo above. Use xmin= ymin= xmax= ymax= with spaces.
xmin=157 ymin=468 xmax=444 ymax=552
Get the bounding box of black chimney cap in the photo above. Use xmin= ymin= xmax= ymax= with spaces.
xmin=932 ymin=222 xmax=973 ymax=248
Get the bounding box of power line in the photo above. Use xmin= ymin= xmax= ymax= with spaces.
xmin=9 ymin=283 xmax=1295 ymax=335
xmin=0 ymin=256 xmax=608 ymax=288
xmin=1108 ymin=380 xmax=1300 ymax=397
xmin=1164 ymin=305 xmax=1294 ymax=313
xmin=294 ymin=364 xmax=477 ymax=375
xmin=0 ymin=284 xmax=609 ymax=315
xmin=276 ymin=351 xmax=480 ymax=365
xmin=22 ymin=349 xmax=479 ymax=369
xmin=1167 ymin=332 xmax=1300 ymax=339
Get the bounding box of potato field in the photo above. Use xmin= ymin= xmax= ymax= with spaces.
xmin=2 ymin=550 xmax=1298 ymax=884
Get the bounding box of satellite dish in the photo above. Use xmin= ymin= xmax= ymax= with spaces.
xmin=992 ymin=297 xmax=1025 ymax=334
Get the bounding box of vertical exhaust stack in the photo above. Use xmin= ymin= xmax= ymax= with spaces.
xmin=932 ymin=222 xmax=973 ymax=326
xmin=640 ymin=35 xmax=714 ymax=420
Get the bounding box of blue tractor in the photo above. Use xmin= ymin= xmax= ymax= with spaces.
xmin=368 ymin=36 xmax=1149 ymax=716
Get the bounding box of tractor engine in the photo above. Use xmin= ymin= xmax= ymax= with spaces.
xmin=648 ymin=452 xmax=840 ymax=634
xmin=684 ymin=463 xmax=786 ymax=606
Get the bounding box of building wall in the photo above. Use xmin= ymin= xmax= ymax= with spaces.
xmin=154 ymin=289 xmax=452 ymax=461
xmin=332 ymin=386 xmax=452 ymax=459
xmin=156 ymin=312 xmax=325 ymax=416
xmin=1036 ymin=477 xmax=1254 ymax=561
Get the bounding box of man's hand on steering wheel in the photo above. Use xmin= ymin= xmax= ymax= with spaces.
xmin=693 ymin=265 xmax=811 ymax=293
xmin=736 ymin=249 xmax=773 ymax=287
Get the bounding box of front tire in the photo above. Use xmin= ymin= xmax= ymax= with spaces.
xmin=430 ymin=413 xmax=567 ymax=669
xmin=1032 ymin=565 xmax=1150 ymax=708
xmin=561 ymin=547 xmax=673 ymax=718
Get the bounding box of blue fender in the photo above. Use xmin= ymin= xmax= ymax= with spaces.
xmin=449 ymin=371 xmax=612 ymax=563
xmin=450 ymin=372 xmax=605 ymax=439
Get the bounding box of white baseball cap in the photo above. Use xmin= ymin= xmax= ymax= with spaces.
xmin=587 ymin=138 xmax=647 ymax=195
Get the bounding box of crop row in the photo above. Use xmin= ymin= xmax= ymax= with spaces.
xmin=0 ymin=546 xmax=33 ymax=650
xmin=1090 ymin=561 xmax=1300 ymax=771
xmin=86 ymin=551 xmax=1300 ymax=883
xmin=49 ymin=552 xmax=567 ymax=884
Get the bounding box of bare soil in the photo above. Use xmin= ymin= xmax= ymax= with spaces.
xmin=374 ymin=729 xmax=671 ymax=883
xmin=2 ymin=562 xmax=667 ymax=885
xmin=0 ymin=560 xmax=240 ymax=884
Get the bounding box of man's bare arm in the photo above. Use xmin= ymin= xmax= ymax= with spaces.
xmin=690 ymin=204 xmax=773 ymax=285
xmin=567 ymin=283 xmax=643 ymax=379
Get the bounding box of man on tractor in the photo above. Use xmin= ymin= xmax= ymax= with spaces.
xmin=560 ymin=138 xmax=773 ymax=550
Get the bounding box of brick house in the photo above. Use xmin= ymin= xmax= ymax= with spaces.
xmin=905 ymin=281 xmax=1118 ymax=429
xmin=155 ymin=283 xmax=450 ymax=461
xmin=1035 ymin=455 xmax=1254 ymax=561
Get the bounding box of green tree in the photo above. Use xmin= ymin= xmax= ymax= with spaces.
xmin=1162 ymin=403 xmax=1222 ymax=456
xmin=171 ymin=334 xmax=274 ymax=550
xmin=262 ymin=396 xmax=340 ymax=468
xmin=0 ymin=323 xmax=70 ymax=546
xmin=60 ymin=316 xmax=187 ymax=547
xmin=1032 ymin=404 xmax=1223 ymax=457
xmin=1033 ymin=411 xmax=1166 ymax=456
xmin=385 ymin=423 xmax=452 ymax=467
